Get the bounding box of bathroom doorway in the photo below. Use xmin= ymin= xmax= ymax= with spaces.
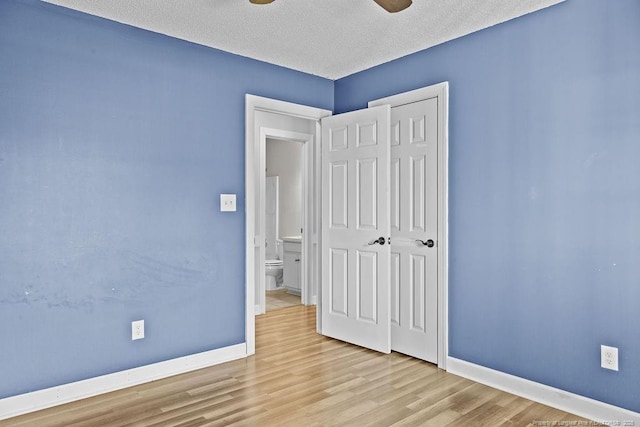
xmin=245 ymin=95 xmax=331 ymax=349
xmin=245 ymin=94 xmax=331 ymax=354
xmin=265 ymin=138 xmax=303 ymax=312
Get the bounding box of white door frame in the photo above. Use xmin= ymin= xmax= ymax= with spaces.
xmin=369 ymin=82 xmax=449 ymax=369
xmin=245 ymin=95 xmax=331 ymax=355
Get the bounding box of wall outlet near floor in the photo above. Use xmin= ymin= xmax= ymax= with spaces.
xmin=132 ymin=320 xmax=145 ymax=340
xmin=601 ymin=345 xmax=618 ymax=371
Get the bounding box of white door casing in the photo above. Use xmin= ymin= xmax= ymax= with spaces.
xmin=370 ymin=82 xmax=449 ymax=368
xmin=320 ymin=105 xmax=391 ymax=354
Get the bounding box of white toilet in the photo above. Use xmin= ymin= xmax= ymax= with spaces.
xmin=265 ymin=239 xmax=283 ymax=290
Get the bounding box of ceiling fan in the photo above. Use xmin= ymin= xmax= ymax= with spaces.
xmin=249 ymin=0 xmax=412 ymax=14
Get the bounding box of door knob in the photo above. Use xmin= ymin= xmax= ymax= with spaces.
xmin=368 ymin=237 xmax=386 ymax=245
xmin=416 ymin=239 xmax=435 ymax=247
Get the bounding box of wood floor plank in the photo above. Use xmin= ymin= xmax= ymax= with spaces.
xmin=1 ymin=305 xmax=591 ymax=426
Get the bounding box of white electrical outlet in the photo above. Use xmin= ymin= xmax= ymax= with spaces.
xmin=601 ymin=345 xmax=618 ymax=371
xmin=132 ymin=320 xmax=145 ymax=341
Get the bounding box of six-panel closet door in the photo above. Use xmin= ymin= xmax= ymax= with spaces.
xmin=388 ymin=98 xmax=438 ymax=363
xmin=320 ymin=105 xmax=391 ymax=354
xmin=319 ymin=96 xmax=439 ymax=364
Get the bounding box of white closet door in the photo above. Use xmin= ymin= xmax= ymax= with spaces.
xmin=389 ymin=98 xmax=438 ymax=363
xmin=320 ymin=105 xmax=391 ymax=353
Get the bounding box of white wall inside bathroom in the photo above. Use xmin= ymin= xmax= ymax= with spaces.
xmin=265 ymin=176 xmax=279 ymax=258
xmin=266 ymin=138 xmax=303 ymax=239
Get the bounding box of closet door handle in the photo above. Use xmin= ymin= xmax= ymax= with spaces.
xmin=416 ymin=239 xmax=435 ymax=248
xmin=368 ymin=237 xmax=386 ymax=246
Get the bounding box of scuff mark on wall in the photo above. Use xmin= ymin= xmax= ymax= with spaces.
xmin=583 ymin=150 xmax=607 ymax=168
xmin=0 ymin=246 xmax=216 ymax=311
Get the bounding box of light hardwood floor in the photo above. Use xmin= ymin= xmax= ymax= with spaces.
xmin=266 ymin=288 xmax=300 ymax=311
xmin=2 ymin=306 xmax=590 ymax=426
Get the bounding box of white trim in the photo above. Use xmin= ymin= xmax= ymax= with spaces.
xmin=314 ymin=119 xmax=324 ymax=334
xmin=447 ymin=357 xmax=640 ymax=424
xmin=301 ymin=134 xmax=313 ymax=306
xmin=0 ymin=343 xmax=246 ymax=421
xmin=369 ymin=82 xmax=450 ymax=370
xmin=245 ymin=95 xmax=332 ymax=354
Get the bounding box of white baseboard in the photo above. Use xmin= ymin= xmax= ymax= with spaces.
xmin=447 ymin=357 xmax=640 ymax=424
xmin=0 ymin=343 xmax=247 ymax=421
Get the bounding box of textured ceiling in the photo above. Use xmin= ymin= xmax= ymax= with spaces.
xmin=42 ymin=0 xmax=564 ymax=79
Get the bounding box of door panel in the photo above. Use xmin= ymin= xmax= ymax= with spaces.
xmin=321 ymin=105 xmax=391 ymax=354
xmin=357 ymin=158 xmax=378 ymax=229
xmin=410 ymin=116 xmax=426 ymax=144
xmin=330 ymin=161 xmax=348 ymax=228
xmin=357 ymin=121 xmax=378 ymax=147
xmin=390 ymin=157 xmax=400 ymax=232
xmin=411 ymin=154 xmax=426 ymax=232
xmin=330 ymin=127 xmax=348 ymax=151
xmin=357 ymin=250 xmax=378 ymax=322
xmin=330 ymin=248 xmax=348 ymax=316
xmin=390 ymin=98 xmax=438 ymax=363
xmin=410 ymin=253 xmax=426 ymax=331
xmin=390 ymin=251 xmax=400 ymax=326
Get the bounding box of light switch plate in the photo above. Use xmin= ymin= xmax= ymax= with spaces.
xmin=220 ymin=194 xmax=236 ymax=212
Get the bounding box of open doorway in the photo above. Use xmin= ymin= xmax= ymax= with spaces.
xmin=253 ymin=127 xmax=313 ymax=316
xmin=245 ymin=95 xmax=332 ymax=355
xmin=264 ymin=137 xmax=303 ymax=312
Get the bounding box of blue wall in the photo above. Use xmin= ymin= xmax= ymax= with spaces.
xmin=336 ymin=0 xmax=640 ymax=412
xmin=2 ymin=0 xmax=639 ymax=415
xmin=0 ymin=0 xmax=332 ymax=398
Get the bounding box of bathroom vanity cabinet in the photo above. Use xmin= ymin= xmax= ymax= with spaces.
xmin=282 ymin=239 xmax=302 ymax=295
